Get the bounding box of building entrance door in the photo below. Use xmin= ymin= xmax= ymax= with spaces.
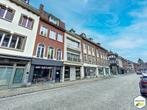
xmin=55 ymin=70 xmax=60 ymax=82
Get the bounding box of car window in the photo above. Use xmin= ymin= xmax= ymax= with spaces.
xmin=143 ymin=77 xmax=147 ymax=81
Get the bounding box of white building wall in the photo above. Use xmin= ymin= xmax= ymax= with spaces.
xmin=64 ymin=32 xmax=82 ymax=61
xmin=0 ymin=0 xmax=39 ymax=57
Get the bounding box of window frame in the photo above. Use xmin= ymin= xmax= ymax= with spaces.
xmin=49 ymin=30 xmax=56 ymax=40
xmin=56 ymin=48 xmax=62 ymax=60
xmin=47 ymin=47 xmax=55 ymax=60
xmin=19 ymin=14 xmax=34 ymax=30
xmin=0 ymin=4 xmax=15 ymax=22
xmin=0 ymin=31 xmax=26 ymax=51
xmin=36 ymin=43 xmax=45 ymax=58
xmin=57 ymin=33 xmax=63 ymax=42
xmin=39 ymin=26 xmax=48 ymax=37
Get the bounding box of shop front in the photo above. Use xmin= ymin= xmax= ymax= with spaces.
xmin=30 ymin=58 xmax=63 ymax=84
xmin=84 ymin=67 xmax=96 ymax=78
xmin=64 ymin=65 xmax=81 ymax=81
xmin=0 ymin=54 xmax=31 ymax=89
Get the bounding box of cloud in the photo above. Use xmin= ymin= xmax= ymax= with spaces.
xmin=30 ymin=0 xmax=147 ymax=62
xmin=109 ymin=37 xmax=145 ymax=49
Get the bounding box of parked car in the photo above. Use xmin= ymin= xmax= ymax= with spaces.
xmin=139 ymin=74 xmax=147 ymax=96
xmin=137 ymin=71 xmax=142 ymax=75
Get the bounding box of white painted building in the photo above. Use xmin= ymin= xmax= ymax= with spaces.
xmin=62 ymin=30 xmax=83 ymax=81
xmin=0 ymin=0 xmax=39 ymax=89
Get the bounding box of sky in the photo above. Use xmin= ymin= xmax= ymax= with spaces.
xmin=30 ymin=0 xmax=147 ymax=62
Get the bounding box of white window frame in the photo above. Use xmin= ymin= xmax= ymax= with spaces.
xmin=57 ymin=33 xmax=63 ymax=42
xmin=56 ymin=49 xmax=62 ymax=60
xmin=36 ymin=43 xmax=45 ymax=58
xmin=39 ymin=26 xmax=48 ymax=37
xmin=49 ymin=30 xmax=56 ymax=40
xmin=48 ymin=47 xmax=55 ymax=60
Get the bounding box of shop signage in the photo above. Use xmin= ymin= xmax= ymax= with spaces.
xmin=35 ymin=66 xmax=53 ymax=69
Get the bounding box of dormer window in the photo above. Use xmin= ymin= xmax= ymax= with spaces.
xmin=22 ymin=0 xmax=29 ymax=4
xmin=49 ymin=16 xmax=59 ymax=26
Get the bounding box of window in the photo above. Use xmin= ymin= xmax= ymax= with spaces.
xmin=88 ymin=46 xmax=91 ymax=55
xmin=57 ymin=33 xmax=63 ymax=42
xmin=67 ymin=38 xmax=80 ymax=49
xmin=40 ymin=26 xmax=48 ymax=37
xmin=49 ymin=16 xmax=59 ymax=25
xmin=19 ymin=14 xmax=34 ymax=29
xmin=0 ymin=31 xmax=26 ymax=50
xmin=0 ymin=5 xmax=14 ymax=21
xmin=83 ymin=44 xmax=87 ymax=53
xmin=13 ymin=68 xmax=24 ymax=84
xmin=9 ymin=35 xmax=17 ymax=48
xmin=0 ymin=67 xmax=13 ymax=86
xmin=67 ymin=52 xmax=80 ymax=62
xmin=57 ymin=49 xmax=62 ymax=60
xmin=49 ymin=30 xmax=56 ymax=40
xmin=36 ymin=44 xmax=45 ymax=58
xmin=1 ymin=34 xmax=10 ymax=47
xmin=48 ymin=47 xmax=54 ymax=59
xmin=97 ymin=50 xmax=100 ymax=57
xmin=0 ymin=32 xmax=3 ymax=42
xmin=92 ymin=48 xmax=95 ymax=56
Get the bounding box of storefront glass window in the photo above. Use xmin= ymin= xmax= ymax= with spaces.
xmin=13 ymin=68 xmax=24 ymax=84
xmin=99 ymin=68 xmax=104 ymax=75
xmin=0 ymin=67 xmax=13 ymax=86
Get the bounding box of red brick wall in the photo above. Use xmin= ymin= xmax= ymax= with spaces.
xmin=33 ymin=20 xmax=64 ymax=60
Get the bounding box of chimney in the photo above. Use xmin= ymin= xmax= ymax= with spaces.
xmin=39 ymin=4 xmax=44 ymax=12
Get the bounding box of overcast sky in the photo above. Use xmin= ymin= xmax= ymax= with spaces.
xmin=30 ymin=0 xmax=147 ymax=62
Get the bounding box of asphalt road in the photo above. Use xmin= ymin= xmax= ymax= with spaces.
xmin=0 ymin=74 xmax=146 ymax=110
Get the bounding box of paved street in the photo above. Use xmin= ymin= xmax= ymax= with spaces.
xmin=0 ymin=74 xmax=146 ymax=110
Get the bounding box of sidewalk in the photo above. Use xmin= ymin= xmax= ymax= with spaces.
xmin=0 ymin=76 xmax=114 ymax=98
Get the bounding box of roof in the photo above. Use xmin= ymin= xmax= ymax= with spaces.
xmin=10 ymin=0 xmax=40 ymax=16
xmin=78 ymin=33 xmax=108 ymax=52
xmin=65 ymin=30 xmax=82 ymax=40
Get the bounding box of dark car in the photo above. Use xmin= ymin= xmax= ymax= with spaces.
xmin=139 ymin=75 xmax=147 ymax=96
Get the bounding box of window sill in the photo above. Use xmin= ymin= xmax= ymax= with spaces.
xmin=19 ymin=24 xmax=33 ymax=30
xmin=39 ymin=34 xmax=48 ymax=38
xmin=0 ymin=17 xmax=13 ymax=23
xmin=0 ymin=46 xmax=24 ymax=52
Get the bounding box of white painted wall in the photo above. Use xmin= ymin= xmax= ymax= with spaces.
xmin=0 ymin=0 xmax=39 ymax=57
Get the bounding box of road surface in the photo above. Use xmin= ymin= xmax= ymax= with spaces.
xmin=0 ymin=74 xmax=146 ymax=110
